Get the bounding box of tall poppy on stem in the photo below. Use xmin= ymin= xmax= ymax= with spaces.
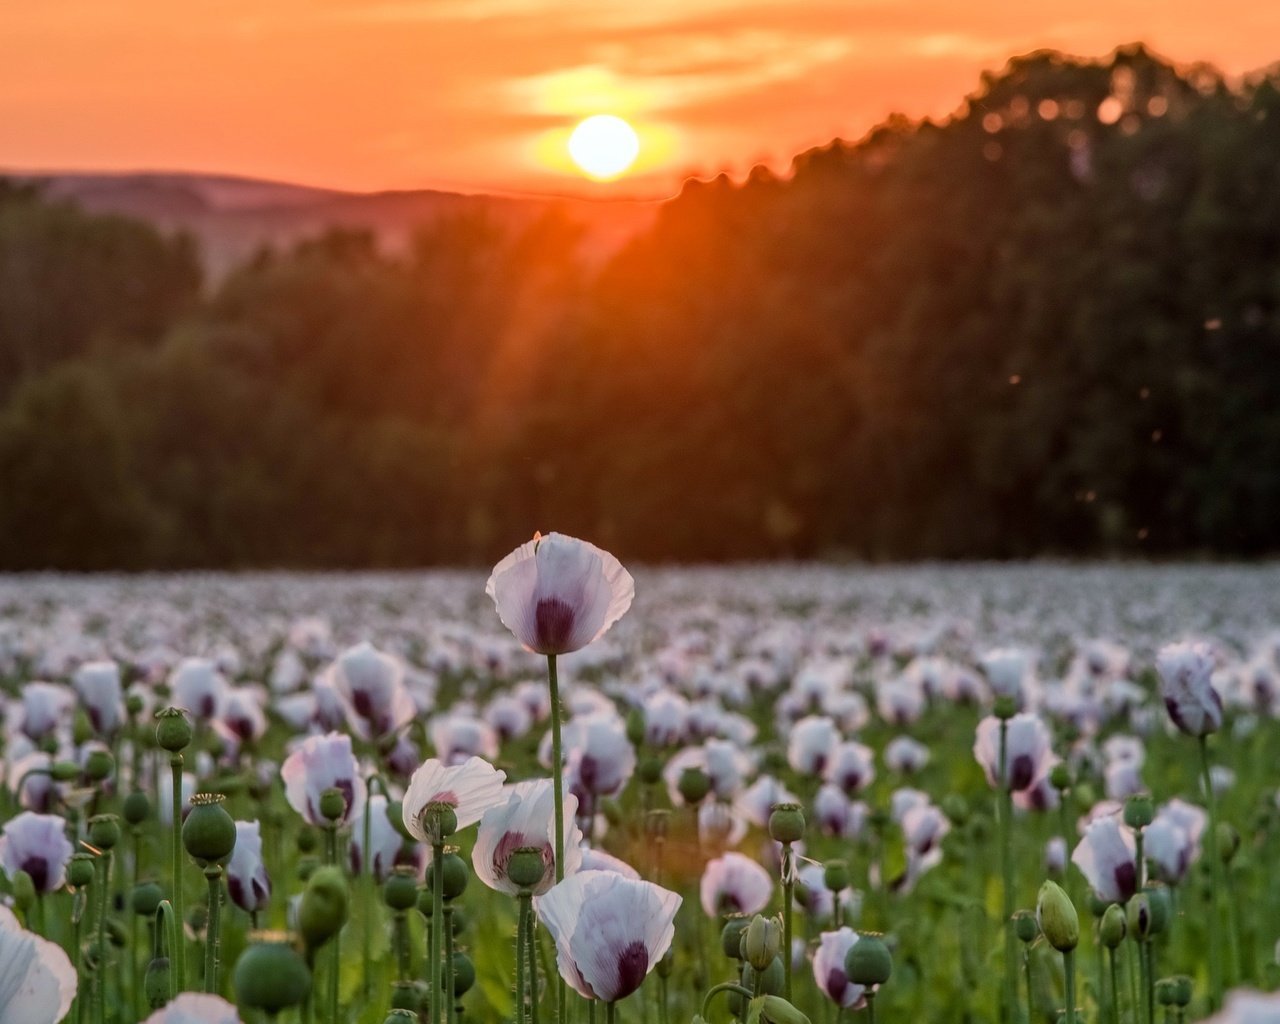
xmin=488 ymin=533 xmax=634 ymax=1024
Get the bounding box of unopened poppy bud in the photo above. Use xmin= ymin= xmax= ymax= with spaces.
xmin=88 ymin=813 xmax=121 ymax=851
xmin=428 ymin=850 xmax=469 ymax=901
xmin=506 ymin=846 xmax=545 ymax=891
xmin=300 ymin=866 xmax=348 ymax=952
xmin=678 ymin=767 xmax=712 ymax=806
xmin=84 ymin=749 xmax=115 ymax=782
xmin=722 ymin=915 xmax=751 ymax=959
xmin=1143 ymin=885 xmax=1171 ymax=936
xmin=846 ymin=933 xmax=893 ymax=986
xmin=123 ymin=791 xmax=151 ymax=826
xmin=384 ymin=867 xmax=420 ymax=911
xmin=155 ymin=708 xmax=192 ymax=752
xmin=1170 ymin=975 xmax=1193 ymax=1007
xmin=993 ymin=696 xmax=1018 ymax=720
xmin=1013 ymin=910 xmax=1038 ymax=944
xmin=132 ymin=882 xmax=164 ymax=917
xmin=1075 ymin=783 xmax=1097 ymax=808
xmin=73 ymin=710 xmax=93 ymax=747
xmin=12 ymin=870 xmax=35 ymax=912
xmin=1036 ymin=881 xmax=1079 ymax=952
xmin=824 ymin=860 xmax=850 ymax=893
xmin=1049 ymin=763 xmax=1073 ymax=791
xmin=1124 ymin=795 xmax=1154 ymax=830
xmin=638 ymin=755 xmax=663 ymax=786
xmin=233 ymin=941 xmax=312 ymax=1013
xmin=742 ymin=957 xmax=785 ymax=997
xmin=318 ymin=787 xmax=346 ymax=823
xmin=68 ymin=853 xmax=96 ymax=888
xmin=50 ymin=761 xmax=80 ymax=782
xmin=451 ymin=951 xmax=476 ymax=996
xmin=768 ymin=803 xmax=805 ymax=844
xmin=1155 ymin=978 xmax=1178 ymax=1006
xmin=1095 ymin=906 xmax=1126 ymax=947
xmin=1217 ymin=823 xmax=1240 ymax=864
xmin=757 ymin=994 xmax=812 ymax=1024
xmin=144 ymin=957 xmax=171 ymax=1008
xmin=743 ymin=914 xmax=782 ymax=971
xmin=1127 ymin=892 xmax=1153 ymax=941
xmin=385 ymin=1011 xmax=417 ymax=1024
xmin=182 ymin=793 xmax=237 ymax=865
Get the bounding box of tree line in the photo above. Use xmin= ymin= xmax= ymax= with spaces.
xmin=2 ymin=45 xmax=1280 ymax=569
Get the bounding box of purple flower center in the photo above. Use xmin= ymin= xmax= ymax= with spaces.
xmin=615 ymin=941 xmax=649 ymax=1000
xmin=21 ymin=856 xmax=49 ymax=892
xmin=535 ymin=598 xmax=576 ymax=653
xmin=1009 ymin=754 xmax=1036 ymax=792
xmin=1113 ymin=860 xmax=1137 ymax=901
xmin=825 ymin=967 xmax=849 ymax=1001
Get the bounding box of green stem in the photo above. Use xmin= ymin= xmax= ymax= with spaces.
xmin=1198 ymin=736 xmax=1224 ymax=1011
xmin=782 ymin=843 xmax=794 ymax=1001
xmin=527 ymin=897 xmax=541 ymax=1024
xmin=157 ymin=899 xmax=179 ymax=1000
xmin=396 ymin=911 xmax=411 ymax=982
xmin=698 ymin=983 xmax=754 ymax=1018
xmin=547 ymin=654 xmax=567 ymax=1024
xmin=330 ymin=909 xmax=340 ymax=1024
xmin=1144 ymin=942 xmax=1155 ymax=1024
xmin=867 ymin=991 xmax=877 ymax=1024
xmin=1108 ymin=946 xmax=1120 ymax=1024
xmin=998 ymin=720 xmax=1018 ymax=1024
xmin=1063 ymin=950 xmax=1076 ymax=1024
xmin=1024 ymin=949 xmax=1034 ymax=1024
xmin=606 ymin=1002 xmax=616 ymax=1024
xmin=363 ymin=796 xmax=373 ymax=998
xmin=204 ymin=865 xmax=222 ymax=994
xmin=132 ymin=826 xmax=142 ymax=1020
xmin=170 ymin=754 xmax=186 ymax=993
xmin=96 ymin=853 xmax=110 ymax=1024
xmin=432 ymin=841 xmax=444 ymax=1024
xmin=517 ymin=897 xmax=529 ymax=1024
xmin=1127 ymin=941 xmax=1139 ymax=1023
xmin=445 ymin=905 xmax=456 ymax=1024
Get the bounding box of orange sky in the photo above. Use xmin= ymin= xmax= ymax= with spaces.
xmin=3 ymin=0 xmax=1279 ymax=199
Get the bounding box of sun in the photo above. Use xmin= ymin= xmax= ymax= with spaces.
xmin=567 ymin=114 xmax=640 ymax=181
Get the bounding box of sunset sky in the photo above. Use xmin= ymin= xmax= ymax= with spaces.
xmin=3 ymin=0 xmax=1280 ymax=199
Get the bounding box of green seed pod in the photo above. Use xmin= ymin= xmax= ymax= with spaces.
xmin=722 ymin=915 xmax=751 ymax=959
xmin=1013 ymin=910 xmax=1038 ymax=944
xmin=125 ymin=693 xmax=145 ymax=717
xmin=507 ymin=846 xmax=546 ymax=891
xmin=638 ymin=755 xmax=663 ymax=786
xmin=132 ymin=882 xmax=164 ymax=917
xmin=1049 ymin=763 xmax=1073 ymax=791
xmin=427 ymin=850 xmax=468 ymax=901
xmin=296 ymin=827 xmax=319 ymax=854
xmin=940 ymin=795 xmax=969 ymax=826
xmin=1170 ymin=975 xmax=1193 ymax=1007
xmin=1036 ymin=881 xmax=1079 ymax=952
xmin=757 ymin=994 xmax=812 ymax=1024
xmin=155 ymin=708 xmax=192 ymax=752
xmin=123 ymin=791 xmax=151 ymax=826
xmin=299 ymin=866 xmax=349 ymax=952
xmin=1155 ymin=978 xmax=1178 ymax=1007
xmin=743 ymin=956 xmax=785 ymax=996
xmin=84 ymin=749 xmax=115 ymax=783
xmin=144 ymin=957 xmax=171 ymax=1009
xmin=823 ymin=859 xmax=850 ymax=893
xmin=12 ymin=870 xmax=35 ymax=912
xmin=451 ymin=951 xmax=476 ymax=996
xmin=67 ymin=853 xmax=96 ymax=888
xmin=742 ymin=914 xmax=783 ymax=972
xmin=297 ymin=857 xmax=318 ymax=882
xmin=1074 ymin=783 xmax=1097 ymax=809
xmin=385 ymin=1011 xmax=418 ymax=1024
xmin=88 ymin=814 xmax=121 ymax=851
xmin=233 ymin=941 xmax=312 ymax=1013
xmin=419 ymin=803 xmax=458 ymax=843
xmin=1100 ymin=903 xmax=1127 ymax=948
xmin=993 ymin=696 xmax=1018 ymax=720
xmin=389 ymin=981 xmax=423 ymax=1012
xmin=318 ymin=787 xmax=347 ymax=823
xmin=677 ymin=767 xmax=712 ymax=806
xmin=384 ymin=867 xmax=420 ymax=911
xmin=50 ymin=761 xmax=81 ymax=782
xmin=1124 ymin=795 xmax=1155 ymax=830
xmin=417 ymin=885 xmax=433 ymax=918
xmin=1144 ymin=885 xmax=1171 ymax=936
xmin=846 ymin=933 xmax=893 ymax=987
xmin=450 ymin=907 xmax=467 ymax=936
xmin=182 ymin=793 xmax=237 ymax=865
xmin=768 ymin=803 xmax=805 ymax=844
xmin=1127 ymin=892 xmax=1153 ymax=942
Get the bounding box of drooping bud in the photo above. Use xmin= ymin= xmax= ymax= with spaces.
xmin=233 ymin=941 xmax=312 ymax=1013
xmin=1217 ymin=823 xmax=1240 ymax=864
xmin=1036 ymin=881 xmax=1079 ymax=952
xmin=845 ymin=932 xmax=893 ymax=986
xmin=626 ymin=708 xmax=646 ymax=746
xmin=182 ymin=793 xmax=237 ymax=866
xmin=144 ymin=957 xmax=171 ymax=1009
xmin=756 ymin=994 xmax=812 ymax=1024
xmin=155 ymin=708 xmax=192 ymax=752
xmin=742 ymin=914 xmax=783 ymax=972
xmin=768 ymin=803 xmax=805 ymax=844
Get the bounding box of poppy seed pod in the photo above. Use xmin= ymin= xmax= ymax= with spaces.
xmin=768 ymin=803 xmax=805 ymax=844
xmin=722 ymin=915 xmax=751 ymax=959
xmin=233 ymin=941 xmax=312 ymax=1014
xmin=941 ymin=794 xmax=969 ymax=826
xmin=132 ymin=882 xmax=164 ymax=917
xmin=824 ymin=860 xmax=850 ymax=893
xmin=1014 ymin=910 xmax=1038 ymax=944
xmin=155 ymin=708 xmax=193 ymax=752
xmin=384 ymin=868 xmax=420 ymax=911
xmin=390 ymin=981 xmax=425 ymax=1012
xmin=299 ymin=866 xmax=348 ymax=952
xmin=385 ymin=1011 xmax=418 ymax=1024
xmin=84 ymin=749 xmax=115 ymax=783
xmin=1155 ymin=978 xmax=1178 ymax=1007
xmin=182 ymin=793 xmax=237 ymax=866
xmin=428 ymin=850 xmax=469 ymax=901
xmin=1124 ymin=795 xmax=1155 ymax=830
xmin=296 ymin=828 xmax=318 ymax=854
xmin=451 ymin=951 xmax=476 ymax=996
xmin=678 ymin=767 xmax=712 ymax=806
xmin=744 ymin=956 xmax=786 ymax=997
xmin=68 ymin=853 xmax=96 ymax=888
xmin=743 ymin=914 xmax=783 ymax=971
xmin=845 ymin=933 xmax=893 ymax=986
xmin=318 ymin=787 xmax=346 ymax=823
xmin=123 ymin=791 xmax=151 ymax=826
xmin=506 ymin=846 xmax=547 ymax=891
xmin=993 ymin=696 xmax=1018 ymax=720
xmin=1049 ymin=763 xmax=1073 ymax=791
xmin=1169 ymin=975 xmax=1193 ymax=1007
xmin=1100 ymin=903 xmax=1127 ymax=948
xmin=50 ymin=761 xmax=80 ymax=782
xmin=1036 ymin=881 xmax=1079 ymax=952
xmin=88 ymin=814 xmax=121 ymax=851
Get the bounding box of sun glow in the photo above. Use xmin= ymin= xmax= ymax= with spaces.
xmin=567 ymin=114 xmax=641 ymax=181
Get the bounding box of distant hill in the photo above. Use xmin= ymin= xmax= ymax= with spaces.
xmin=12 ymin=170 xmax=661 ymax=281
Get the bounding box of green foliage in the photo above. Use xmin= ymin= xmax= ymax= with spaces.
xmin=5 ymin=46 xmax=1280 ymax=566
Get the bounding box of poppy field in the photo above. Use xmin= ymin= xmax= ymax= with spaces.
xmin=1 ymin=546 xmax=1279 ymax=1024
